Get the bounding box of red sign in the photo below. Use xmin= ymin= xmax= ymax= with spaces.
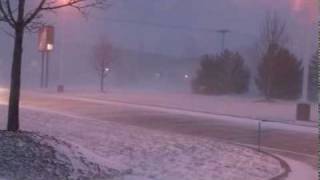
xmin=38 ymin=25 xmax=54 ymax=52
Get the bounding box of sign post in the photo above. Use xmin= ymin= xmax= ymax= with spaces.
xmin=38 ymin=25 xmax=54 ymax=88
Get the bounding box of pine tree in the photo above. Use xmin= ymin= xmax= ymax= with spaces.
xmin=192 ymin=50 xmax=250 ymax=94
xmin=255 ymin=43 xmax=302 ymax=99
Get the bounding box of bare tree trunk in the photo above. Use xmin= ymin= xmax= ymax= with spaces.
xmin=100 ymin=72 xmax=104 ymax=92
xmin=7 ymin=0 xmax=26 ymax=132
xmin=265 ymin=61 xmax=274 ymax=100
xmin=7 ymin=27 xmax=24 ymax=131
xmin=265 ymin=74 xmax=271 ymax=100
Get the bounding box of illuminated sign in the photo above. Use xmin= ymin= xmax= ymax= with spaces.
xmin=38 ymin=25 xmax=54 ymax=52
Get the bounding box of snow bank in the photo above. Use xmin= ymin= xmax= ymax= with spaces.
xmin=0 ymin=131 xmax=124 ymax=180
xmin=279 ymin=155 xmax=317 ymax=180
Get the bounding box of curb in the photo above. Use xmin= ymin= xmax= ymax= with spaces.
xmin=267 ymin=153 xmax=291 ymax=180
xmin=236 ymin=144 xmax=291 ymax=180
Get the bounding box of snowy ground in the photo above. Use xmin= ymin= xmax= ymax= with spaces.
xmin=41 ymin=89 xmax=318 ymax=126
xmin=279 ymin=155 xmax=317 ymax=180
xmin=0 ymin=131 xmax=124 ymax=180
xmin=0 ymin=105 xmax=285 ymax=180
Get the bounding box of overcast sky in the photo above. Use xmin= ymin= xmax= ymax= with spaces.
xmin=0 ymin=0 xmax=317 ymax=86
xmin=1 ymin=0 xmax=317 ymax=57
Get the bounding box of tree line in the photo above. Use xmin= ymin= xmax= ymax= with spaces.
xmin=192 ymin=14 xmax=318 ymax=101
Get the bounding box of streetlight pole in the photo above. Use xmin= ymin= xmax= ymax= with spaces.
xmin=296 ymin=29 xmax=312 ymax=121
xmin=45 ymin=51 xmax=49 ymax=88
xmin=57 ymin=8 xmax=66 ymax=93
xmin=301 ymin=57 xmax=310 ymax=102
xmin=40 ymin=52 xmax=45 ymax=88
xmin=257 ymin=120 xmax=262 ymax=152
xmin=216 ymin=29 xmax=231 ymax=51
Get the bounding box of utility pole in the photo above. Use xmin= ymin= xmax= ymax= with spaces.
xmin=216 ymin=29 xmax=231 ymax=51
xmin=57 ymin=8 xmax=67 ymax=93
xmin=40 ymin=52 xmax=45 ymax=88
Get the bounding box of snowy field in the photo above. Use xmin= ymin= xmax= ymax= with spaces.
xmin=43 ymin=89 xmax=318 ymax=126
xmin=0 ymin=105 xmax=285 ymax=180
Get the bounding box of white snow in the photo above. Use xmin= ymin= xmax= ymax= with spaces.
xmin=31 ymin=92 xmax=318 ymax=134
xmin=35 ymin=89 xmax=318 ymax=126
xmin=0 ymin=131 xmax=123 ymax=180
xmin=279 ymin=155 xmax=317 ymax=180
xmin=0 ymin=105 xmax=285 ymax=180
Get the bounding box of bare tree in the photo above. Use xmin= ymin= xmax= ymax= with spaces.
xmin=92 ymin=38 xmax=114 ymax=92
xmin=257 ymin=13 xmax=289 ymax=56
xmin=255 ymin=13 xmax=298 ymax=100
xmin=0 ymin=0 xmax=108 ymax=131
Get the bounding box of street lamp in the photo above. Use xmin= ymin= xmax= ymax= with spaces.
xmin=296 ymin=56 xmax=311 ymax=121
xmin=154 ymin=72 xmax=161 ymax=79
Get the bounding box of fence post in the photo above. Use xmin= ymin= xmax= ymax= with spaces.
xmin=258 ymin=120 xmax=262 ymax=152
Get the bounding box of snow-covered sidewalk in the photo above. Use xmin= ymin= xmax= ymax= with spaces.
xmin=46 ymin=89 xmax=318 ymax=126
xmin=0 ymin=105 xmax=287 ymax=180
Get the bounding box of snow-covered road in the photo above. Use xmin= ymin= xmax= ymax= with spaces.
xmin=13 ymin=92 xmax=317 ymax=156
xmin=57 ymin=90 xmax=318 ymax=126
xmin=0 ymin=90 xmax=317 ymax=179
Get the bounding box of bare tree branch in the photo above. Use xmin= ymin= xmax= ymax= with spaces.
xmin=23 ymin=0 xmax=46 ymax=26
xmin=251 ymin=12 xmax=289 ymax=63
xmin=1 ymin=0 xmax=110 ymax=131
xmin=259 ymin=13 xmax=289 ymax=49
xmin=23 ymin=0 xmax=108 ymax=28
xmin=0 ymin=1 xmax=15 ymax=27
xmin=41 ymin=0 xmax=105 ymax=10
xmin=5 ymin=0 xmax=16 ymax=25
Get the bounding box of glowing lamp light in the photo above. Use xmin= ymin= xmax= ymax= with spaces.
xmin=46 ymin=44 xmax=53 ymax=51
xmin=0 ymin=87 xmax=8 ymax=93
xmin=61 ymin=0 xmax=70 ymax=3
xmin=104 ymin=68 xmax=110 ymax=72
xmin=184 ymin=74 xmax=190 ymax=79
xmin=155 ymin=73 xmax=161 ymax=79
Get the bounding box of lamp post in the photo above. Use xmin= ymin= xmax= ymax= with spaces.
xmin=57 ymin=6 xmax=67 ymax=93
xmin=216 ymin=29 xmax=231 ymax=51
xmin=296 ymin=30 xmax=312 ymax=121
xmin=100 ymin=67 xmax=110 ymax=92
xmin=296 ymin=58 xmax=311 ymax=121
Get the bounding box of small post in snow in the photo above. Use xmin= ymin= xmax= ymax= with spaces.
xmin=257 ymin=120 xmax=262 ymax=152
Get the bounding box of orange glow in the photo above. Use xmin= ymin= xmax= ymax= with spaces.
xmin=292 ymin=0 xmax=303 ymax=11
xmin=60 ymin=0 xmax=70 ymax=4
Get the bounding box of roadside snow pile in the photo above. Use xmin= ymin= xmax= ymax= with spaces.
xmin=0 ymin=131 xmax=124 ymax=180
